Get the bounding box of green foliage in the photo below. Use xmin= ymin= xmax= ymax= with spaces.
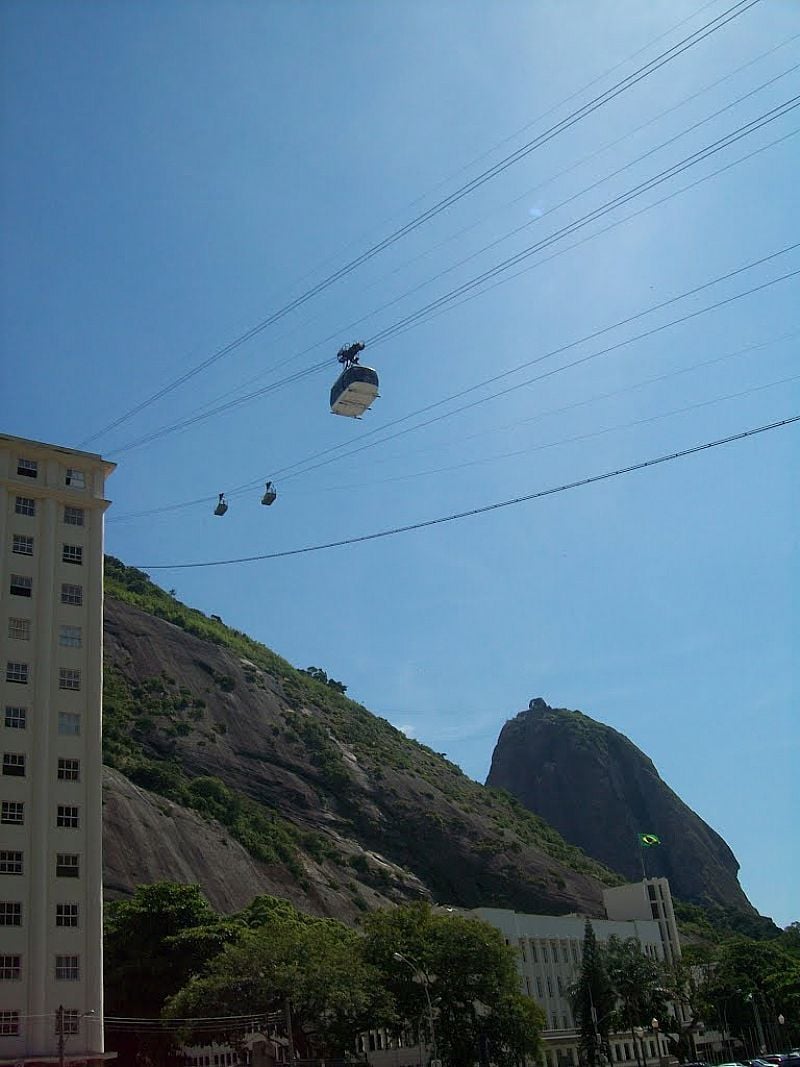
xmin=362 ymin=902 xmax=545 ymax=1067
xmin=674 ymin=900 xmax=781 ymax=943
xmin=104 ymin=883 xmax=240 ymax=1016
xmin=570 ymin=919 xmax=616 ymax=1067
xmin=602 ymin=936 xmax=670 ymax=1039
xmin=165 ymin=908 xmax=389 ymax=1059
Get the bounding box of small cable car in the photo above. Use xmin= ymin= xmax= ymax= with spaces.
xmin=214 ymin=493 xmax=228 ymax=516
xmin=261 ymin=481 xmax=277 ymax=506
xmin=330 ymin=341 xmax=379 ymax=418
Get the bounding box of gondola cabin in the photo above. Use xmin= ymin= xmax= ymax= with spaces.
xmin=330 ymin=340 xmax=379 ymax=419
xmin=261 ymin=481 xmax=277 ymax=506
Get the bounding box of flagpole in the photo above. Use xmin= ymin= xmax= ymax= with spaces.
xmin=638 ymin=832 xmax=648 ymax=881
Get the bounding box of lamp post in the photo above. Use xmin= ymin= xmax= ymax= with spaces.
xmin=777 ymin=1014 xmax=785 ymax=1051
xmin=393 ymin=952 xmax=438 ymax=1067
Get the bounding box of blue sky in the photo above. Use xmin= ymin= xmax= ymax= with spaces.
xmin=1 ymin=1 xmax=797 ymax=926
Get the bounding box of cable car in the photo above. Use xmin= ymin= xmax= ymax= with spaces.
xmin=214 ymin=492 xmax=228 ymax=516
xmin=330 ymin=341 xmax=379 ymax=418
xmin=261 ymin=481 xmax=277 ymax=506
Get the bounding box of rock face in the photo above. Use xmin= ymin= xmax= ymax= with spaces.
xmin=486 ymin=700 xmax=754 ymax=912
xmin=100 ymin=582 xmax=620 ymax=922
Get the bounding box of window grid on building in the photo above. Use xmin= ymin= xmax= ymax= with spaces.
xmin=65 ymin=469 xmax=86 ymax=489
xmin=56 ymin=853 xmax=80 ymax=878
xmin=56 ymin=1010 xmax=81 ymax=1035
xmin=0 ymin=902 xmax=21 ymax=926
xmin=0 ymin=852 xmax=23 ymax=874
xmin=4 ymin=707 xmax=27 ymax=730
xmin=15 ymin=496 xmax=35 ymax=517
xmin=2 ymin=754 xmax=26 ymax=777
xmin=9 ymin=574 xmax=32 ymax=598
xmin=55 ymin=955 xmax=80 ymax=980
xmin=57 ymin=805 xmax=80 ymax=829
xmin=56 ymin=903 xmax=79 ymax=928
xmin=60 ymin=583 xmax=83 ymax=606
xmin=1 ymin=801 xmax=24 ymax=824
xmin=0 ymin=1010 xmax=20 ymax=1035
xmin=5 ymin=662 xmax=29 ymax=684
xmin=63 ymin=506 xmax=84 ymax=526
xmin=0 ymin=955 xmax=22 ymax=980
xmin=58 ymin=668 xmax=81 ymax=691
xmin=12 ymin=534 xmax=34 ymax=556
xmin=17 ymin=458 xmax=38 ymax=478
xmin=58 ymin=758 xmax=80 ymax=781
xmin=58 ymin=712 xmax=81 ymax=736
xmin=7 ymin=618 xmax=31 ymax=641
xmin=62 ymin=544 xmax=83 ymax=565
xmin=59 ymin=625 xmax=82 ymax=648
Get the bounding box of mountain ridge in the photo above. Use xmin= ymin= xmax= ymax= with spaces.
xmin=100 ymin=558 xmax=620 ymax=922
xmin=485 ymin=699 xmax=754 ymax=913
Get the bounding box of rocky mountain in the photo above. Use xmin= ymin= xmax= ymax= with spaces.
xmin=486 ymin=699 xmax=754 ymax=913
xmin=101 ymin=559 xmax=621 ymax=922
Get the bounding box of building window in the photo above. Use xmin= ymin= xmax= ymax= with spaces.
xmin=56 ymin=853 xmax=80 ymax=878
xmin=0 ymin=955 xmax=22 ymax=980
xmin=57 ymin=805 xmax=80 ymax=829
xmin=12 ymin=534 xmax=34 ymax=556
xmin=0 ymin=1010 xmax=20 ymax=1036
xmin=1 ymin=801 xmax=24 ymax=824
xmin=62 ymin=544 xmax=83 ymax=566
xmin=58 ymin=668 xmax=81 ymax=691
xmin=536 ymin=976 xmax=544 ymax=998
xmin=63 ymin=506 xmax=84 ymax=527
xmin=55 ymin=955 xmax=80 ymax=980
xmin=546 ymin=975 xmax=553 ymax=996
xmin=540 ymin=943 xmax=548 ymax=963
xmin=15 ymin=496 xmax=35 ymax=517
xmin=58 ymin=758 xmax=80 ymax=781
xmin=0 ymin=902 xmax=22 ymax=926
xmin=2 ymin=754 xmax=26 ymax=777
xmin=59 ymin=625 xmax=82 ymax=648
xmin=530 ymin=940 xmax=538 ymax=963
xmin=56 ymin=1010 xmax=80 ymax=1035
xmin=557 ymin=975 xmax=564 ymax=994
xmin=65 ymin=468 xmax=86 ymax=489
xmin=0 ymin=852 xmax=23 ymax=875
xmin=6 ymin=662 xmax=29 ymax=685
xmin=519 ymin=939 xmax=527 ymax=961
xmin=7 ymin=618 xmax=30 ymax=641
xmin=10 ymin=574 xmax=32 ymax=598
xmin=4 ymin=707 xmax=26 ymax=730
xmin=60 ymin=583 xmax=83 ymax=606
xmin=17 ymin=458 xmax=38 ymax=478
xmin=56 ymin=903 xmax=79 ymax=927
xmin=58 ymin=712 xmax=81 ymax=736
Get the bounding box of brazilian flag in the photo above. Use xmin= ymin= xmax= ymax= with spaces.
xmin=639 ymin=833 xmax=661 ymax=847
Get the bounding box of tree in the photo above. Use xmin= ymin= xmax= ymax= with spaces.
xmin=362 ymin=902 xmax=544 ymax=1067
xmin=570 ymin=920 xmax=616 ymax=1067
xmin=104 ymin=883 xmax=243 ymax=1067
xmin=603 ymin=937 xmax=670 ymax=1067
xmin=165 ymin=910 xmax=388 ymax=1059
xmin=697 ymin=938 xmax=800 ymax=1054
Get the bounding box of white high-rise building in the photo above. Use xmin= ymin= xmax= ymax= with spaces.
xmin=0 ymin=434 xmax=114 ymax=1066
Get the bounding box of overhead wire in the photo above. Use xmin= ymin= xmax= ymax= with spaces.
xmin=105 ymin=96 xmax=800 ymax=459
xmin=276 ymin=371 xmax=800 ymax=494
xmin=272 ymin=266 xmax=800 ymax=486
xmin=135 ymin=413 xmax=800 ymax=571
xmin=106 ymin=244 xmax=800 ymax=522
xmin=180 ymin=29 xmax=800 ymax=422
xmin=79 ymin=0 xmax=760 ymax=448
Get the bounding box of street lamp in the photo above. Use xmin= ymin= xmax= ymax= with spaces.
xmin=393 ymin=952 xmax=438 ymax=1067
xmin=56 ymin=1007 xmax=96 ymax=1067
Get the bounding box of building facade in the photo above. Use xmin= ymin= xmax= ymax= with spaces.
xmin=467 ymin=879 xmax=681 ymax=1067
xmin=0 ymin=434 xmax=114 ymax=1065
